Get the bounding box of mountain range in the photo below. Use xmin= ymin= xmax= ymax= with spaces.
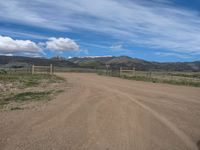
xmin=0 ymin=55 xmax=200 ymax=72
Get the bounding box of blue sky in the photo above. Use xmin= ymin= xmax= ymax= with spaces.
xmin=0 ymin=0 xmax=200 ymax=62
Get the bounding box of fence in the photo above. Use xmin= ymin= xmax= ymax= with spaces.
xmin=97 ymin=67 xmax=200 ymax=86
xmin=0 ymin=67 xmax=31 ymax=74
xmin=53 ymin=67 xmax=97 ymax=73
xmin=31 ymin=64 xmax=53 ymax=74
xmin=0 ymin=65 xmax=96 ymax=74
xmin=120 ymin=67 xmax=136 ymax=77
xmin=0 ymin=64 xmax=54 ymax=75
xmin=1 ymin=65 xmax=200 ymax=85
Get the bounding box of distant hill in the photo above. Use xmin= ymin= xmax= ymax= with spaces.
xmin=0 ymin=55 xmax=200 ymax=72
xmin=0 ymin=55 xmax=78 ymax=68
xmin=69 ymin=56 xmax=200 ymax=71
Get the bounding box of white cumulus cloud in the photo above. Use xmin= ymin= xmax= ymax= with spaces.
xmin=0 ymin=35 xmax=42 ymax=55
xmin=110 ymin=44 xmax=123 ymax=49
xmin=46 ymin=37 xmax=79 ymax=51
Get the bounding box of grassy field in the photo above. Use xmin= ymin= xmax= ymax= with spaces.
xmin=0 ymin=70 xmax=65 ymax=110
xmin=97 ymin=70 xmax=200 ymax=87
xmin=0 ymin=70 xmax=64 ymax=86
xmin=54 ymin=67 xmax=97 ymax=73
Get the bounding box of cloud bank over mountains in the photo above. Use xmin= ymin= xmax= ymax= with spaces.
xmin=46 ymin=37 xmax=79 ymax=52
xmin=0 ymin=35 xmax=42 ymax=56
xmin=0 ymin=35 xmax=79 ymax=56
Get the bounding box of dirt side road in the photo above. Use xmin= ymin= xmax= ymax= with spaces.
xmin=0 ymin=73 xmax=200 ymax=150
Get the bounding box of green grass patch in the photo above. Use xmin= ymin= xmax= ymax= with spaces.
xmin=121 ymin=75 xmax=200 ymax=87
xmin=0 ymin=91 xmax=52 ymax=107
xmin=0 ymin=99 xmax=9 ymax=107
xmin=9 ymin=91 xmax=53 ymax=102
xmin=97 ymin=70 xmax=200 ymax=87
xmin=0 ymin=72 xmax=65 ymax=88
xmin=0 ymin=71 xmax=65 ymax=110
xmin=0 ymin=69 xmax=7 ymax=74
xmin=10 ymin=107 xmax=23 ymax=110
xmin=168 ymin=72 xmax=200 ymax=79
xmin=0 ymin=90 xmax=64 ymax=108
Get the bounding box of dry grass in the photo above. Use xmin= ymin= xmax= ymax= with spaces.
xmin=0 ymin=71 xmax=65 ymax=110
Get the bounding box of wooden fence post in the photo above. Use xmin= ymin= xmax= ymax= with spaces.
xmin=120 ymin=67 xmax=122 ymax=77
xmin=31 ymin=65 xmax=34 ymax=74
xmin=149 ymin=71 xmax=152 ymax=78
xmin=132 ymin=67 xmax=135 ymax=76
xmin=50 ymin=64 xmax=53 ymax=75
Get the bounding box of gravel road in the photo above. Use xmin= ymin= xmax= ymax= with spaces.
xmin=0 ymin=73 xmax=200 ymax=150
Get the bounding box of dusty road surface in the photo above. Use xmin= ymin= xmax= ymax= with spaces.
xmin=0 ymin=73 xmax=200 ymax=150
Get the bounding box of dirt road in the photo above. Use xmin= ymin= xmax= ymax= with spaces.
xmin=0 ymin=73 xmax=200 ymax=150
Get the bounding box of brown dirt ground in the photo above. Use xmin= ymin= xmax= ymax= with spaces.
xmin=0 ymin=73 xmax=200 ymax=150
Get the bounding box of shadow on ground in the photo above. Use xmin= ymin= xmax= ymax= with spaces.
xmin=197 ymin=140 xmax=200 ymax=150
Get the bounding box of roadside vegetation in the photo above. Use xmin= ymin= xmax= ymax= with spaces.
xmin=97 ymin=70 xmax=200 ymax=87
xmin=0 ymin=69 xmax=65 ymax=110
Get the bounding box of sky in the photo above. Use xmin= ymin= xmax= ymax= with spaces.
xmin=0 ymin=0 xmax=200 ymax=62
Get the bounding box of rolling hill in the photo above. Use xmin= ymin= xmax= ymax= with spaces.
xmin=69 ymin=56 xmax=200 ymax=71
xmin=0 ymin=55 xmax=200 ymax=72
xmin=0 ymin=55 xmax=78 ymax=68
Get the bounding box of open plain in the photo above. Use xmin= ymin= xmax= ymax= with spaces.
xmin=0 ymin=73 xmax=200 ymax=150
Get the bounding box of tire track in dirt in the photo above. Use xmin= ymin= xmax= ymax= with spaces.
xmin=61 ymin=73 xmax=200 ymax=150
xmin=1 ymin=78 xmax=92 ymax=150
xmin=78 ymin=74 xmax=198 ymax=150
xmin=3 ymin=87 xmax=111 ymax=150
xmin=83 ymin=94 xmax=131 ymax=150
xmin=98 ymin=84 xmax=198 ymax=150
xmin=3 ymin=89 xmax=94 ymax=150
xmin=82 ymin=95 xmax=110 ymax=150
